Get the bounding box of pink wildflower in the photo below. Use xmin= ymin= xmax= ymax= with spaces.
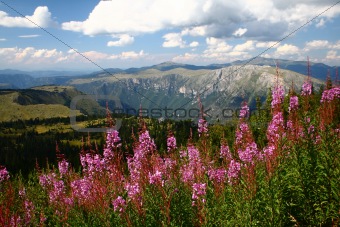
xmin=124 ymin=182 xmax=140 ymax=199
xmin=321 ymin=87 xmax=340 ymax=102
xmin=239 ymin=102 xmax=249 ymax=118
xmin=112 ymin=196 xmax=126 ymax=213
xmin=208 ymin=168 xmax=226 ymax=183
xmin=220 ymin=144 xmax=232 ymax=160
xmin=301 ymin=81 xmax=312 ymax=96
xmin=198 ymin=118 xmax=208 ymax=136
xmin=271 ymin=85 xmax=285 ymax=108
xmin=58 ymin=159 xmax=69 ymax=177
xmin=148 ymin=170 xmax=163 ymax=185
xmin=0 ymin=166 xmax=10 ymax=183
xmin=71 ymin=178 xmax=93 ymax=204
xmin=192 ymin=183 xmax=206 ymax=206
xmin=139 ymin=130 xmax=156 ymax=153
xmin=227 ymin=160 xmax=241 ymax=184
xmin=103 ymin=129 xmax=121 ymax=159
xmin=238 ymin=142 xmax=259 ymax=163
xmin=167 ymin=134 xmax=177 ymax=152
xmin=266 ymin=112 xmax=285 ymax=144
xmin=289 ymin=96 xmax=299 ymax=112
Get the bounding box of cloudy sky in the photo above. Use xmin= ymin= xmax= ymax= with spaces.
xmin=0 ymin=0 xmax=340 ymax=70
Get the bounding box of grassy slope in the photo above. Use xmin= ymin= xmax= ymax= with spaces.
xmin=0 ymin=90 xmax=83 ymax=122
xmin=0 ymin=86 xmax=98 ymax=122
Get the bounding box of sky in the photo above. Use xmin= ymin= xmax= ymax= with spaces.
xmin=0 ymin=0 xmax=340 ymax=71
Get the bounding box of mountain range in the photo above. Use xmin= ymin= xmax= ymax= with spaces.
xmin=0 ymin=57 xmax=336 ymax=122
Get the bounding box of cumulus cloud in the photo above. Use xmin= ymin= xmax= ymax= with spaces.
xmin=331 ymin=41 xmax=340 ymax=49
xmin=107 ymin=34 xmax=134 ymax=47
xmin=162 ymin=33 xmax=186 ymax=48
xmin=61 ymin=0 xmax=340 ymax=40
xmin=181 ymin=26 xmax=207 ymax=37
xmin=120 ymin=50 xmax=146 ymax=59
xmin=173 ymin=37 xmax=254 ymax=64
xmin=0 ymin=6 xmax=56 ymax=28
xmin=233 ymin=40 xmax=255 ymax=52
xmin=326 ymin=50 xmax=340 ymax=60
xmin=189 ymin=41 xmax=199 ymax=47
xmin=304 ymin=40 xmax=329 ymax=51
xmin=256 ymin=41 xmax=278 ymax=48
xmin=275 ymin=44 xmax=299 ymax=56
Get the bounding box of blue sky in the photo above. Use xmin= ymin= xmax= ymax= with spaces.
xmin=0 ymin=0 xmax=339 ymax=70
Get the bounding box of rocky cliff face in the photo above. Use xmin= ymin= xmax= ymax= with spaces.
xmin=67 ymin=65 xmax=323 ymax=121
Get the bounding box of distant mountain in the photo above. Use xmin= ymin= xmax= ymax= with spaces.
xmin=67 ymin=65 xmax=324 ymax=121
xmin=94 ymin=58 xmax=337 ymax=79
xmin=0 ymin=74 xmax=36 ymax=89
xmin=93 ymin=61 xmax=226 ymax=75
xmin=0 ymin=58 xmax=337 ymax=90
xmin=0 ymin=69 xmax=90 ymax=78
xmin=230 ymin=57 xmax=338 ymax=80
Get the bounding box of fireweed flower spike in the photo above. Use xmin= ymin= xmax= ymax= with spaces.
xmin=235 ymin=102 xmax=260 ymax=163
xmin=198 ymin=118 xmax=208 ymax=136
xmin=271 ymin=84 xmax=285 ymax=109
xmin=167 ymin=131 xmax=177 ymax=152
xmin=220 ymin=143 xmax=232 ymax=160
xmin=0 ymin=165 xmax=10 ymax=183
xmin=112 ymin=196 xmax=126 ymax=213
xmin=288 ymin=96 xmax=299 ymax=112
xmin=263 ymin=83 xmax=286 ymax=175
xmin=227 ymin=159 xmax=241 ymax=185
xmin=301 ymin=81 xmax=312 ymax=96
xmin=58 ymin=159 xmax=69 ymax=177
xmin=103 ymin=129 xmax=122 ymax=159
xmin=321 ymin=87 xmax=340 ymax=103
xmin=192 ymin=183 xmax=206 ymax=206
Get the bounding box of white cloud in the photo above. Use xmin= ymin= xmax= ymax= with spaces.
xmin=68 ymin=49 xmax=77 ymax=54
xmin=189 ymin=41 xmax=199 ymax=47
xmin=256 ymin=41 xmax=278 ymax=48
xmin=0 ymin=47 xmax=147 ymax=69
xmin=275 ymin=44 xmax=299 ymax=55
xmin=18 ymin=35 xmax=40 ymax=38
xmin=181 ymin=26 xmax=207 ymax=37
xmin=62 ymin=21 xmax=83 ymax=32
xmin=233 ymin=28 xmax=247 ymax=37
xmin=204 ymin=37 xmax=233 ymax=58
xmin=32 ymin=49 xmax=60 ymax=58
xmin=316 ymin=18 xmax=326 ymax=28
xmin=82 ymin=51 xmax=109 ymax=60
xmin=173 ymin=37 xmax=254 ymax=64
xmin=61 ymin=0 xmax=340 ymax=41
xmin=0 ymin=6 xmax=56 ymax=28
xmin=162 ymin=33 xmax=186 ymax=48
xmin=326 ymin=50 xmax=340 ymax=60
xmin=331 ymin=41 xmax=340 ymax=50
xmin=172 ymin=53 xmax=199 ymax=63
xmin=0 ymin=38 xmax=6 ymax=41
xmin=107 ymin=34 xmax=134 ymax=47
xmin=233 ymin=40 xmax=255 ymax=52
xmin=120 ymin=50 xmax=146 ymax=59
xmin=304 ymin=40 xmax=329 ymax=51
